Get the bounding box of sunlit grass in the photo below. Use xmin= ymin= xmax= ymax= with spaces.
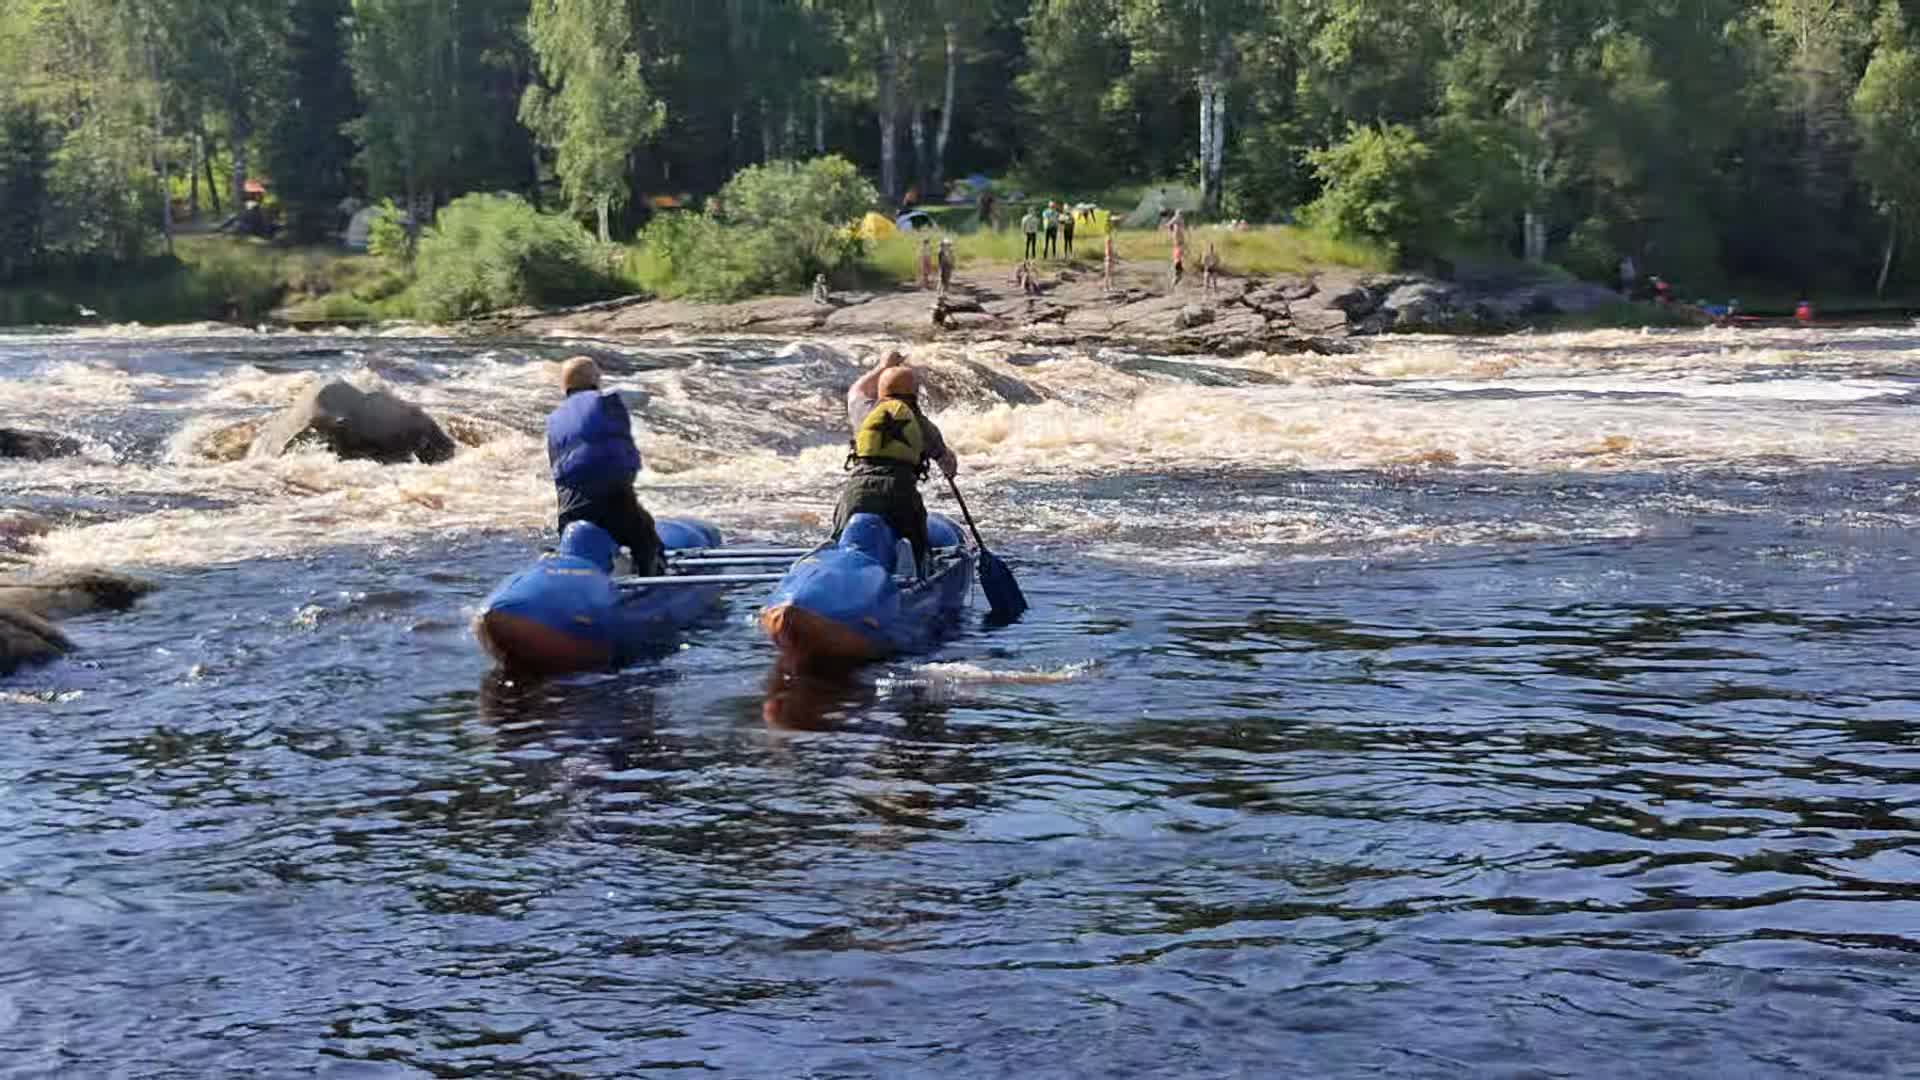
xmin=859 ymin=222 xmax=1390 ymax=285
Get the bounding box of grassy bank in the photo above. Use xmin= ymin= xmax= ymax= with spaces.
xmin=0 ymin=234 xmax=396 ymax=326
xmin=860 ymin=223 xmax=1390 ymax=285
xmin=2 ymin=220 xmax=1390 ymax=326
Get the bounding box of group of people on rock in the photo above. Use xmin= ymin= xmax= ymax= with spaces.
xmin=544 ymin=350 xmax=957 ymax=579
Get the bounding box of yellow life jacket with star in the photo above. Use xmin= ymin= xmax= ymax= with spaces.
xmin=850 ymin=397 xmax=928 ymax=474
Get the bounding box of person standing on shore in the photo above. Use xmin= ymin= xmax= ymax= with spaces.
xmin=1021 ymin=208 xmax=1039 ymax=260
xmin=1202 ymin=241 xmax=1220 ymax=295
xmin=1043 ymin=202 xmax=1060 ymax=259
xmin=1170 ymin=237 xmax=1185 ymax=291
xmin=1103 ymin=233 xmax=1116 ymax=294
xmin=936 ymin=236 xmax=955 ymax=296
xmin=1062 ymin=205 xmax=1076 ymax=258
xmin=917 ymin=236 xmax=934 ymax=289
xmin=978 ymin=189 xmax=997 ymax=231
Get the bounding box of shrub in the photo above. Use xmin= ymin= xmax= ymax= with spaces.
xmin=1304 ymin=123 xmax=1436 ymax=258
xmin=411 ymin=193 xmax=621 ymax=320
xmin=630 ymin=156 xmax=880 ymax=300
xmin=714 ymin=155 xmax=875 ymax=232
xmin=366 ymin=198 xmax=412 ymax=267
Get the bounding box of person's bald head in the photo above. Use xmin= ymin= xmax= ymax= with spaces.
xmin=559 ymin=355 xmax=601 ymax=393
xmin=876 ymin=366 xmax=917 ymax=399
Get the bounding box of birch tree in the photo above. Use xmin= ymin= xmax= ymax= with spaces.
xmin=522 ymin=0 xmax=664 ymax=241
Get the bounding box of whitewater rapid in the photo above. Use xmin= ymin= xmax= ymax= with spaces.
xmin=4 ymin=322 xmax=1920 ymax=571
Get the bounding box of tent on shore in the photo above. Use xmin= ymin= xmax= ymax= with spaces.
xmin=1121 ymin=185 xmax=1201 ymax=229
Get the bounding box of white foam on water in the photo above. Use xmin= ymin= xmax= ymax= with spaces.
xmin=12 ymin=324 xmax=1920 ymax=570
xmin=906 ymin=657 xmax=1105 ymax=680
xmin=1398 ymin=375 xmax=1916 ymax=402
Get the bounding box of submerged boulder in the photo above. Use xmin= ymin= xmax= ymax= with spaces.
xmin=2 ymin=568 xmax=155 ymax=620
xmin=0 ymin=568 xmax=154 ymax=676
xmin=0 ymin=428 xmax=81 ymax=460
xmin=250 ymin=380 xmax=456 ymax=465
xmin=0 ymin=606 xmax=70 ymax=675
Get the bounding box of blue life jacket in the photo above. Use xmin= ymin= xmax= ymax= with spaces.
xmin=546 ymin=390 xmax=641 ymax=497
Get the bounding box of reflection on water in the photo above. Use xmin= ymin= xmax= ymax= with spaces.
xmin=5 ymin=328 xmax=1920 ymax=1074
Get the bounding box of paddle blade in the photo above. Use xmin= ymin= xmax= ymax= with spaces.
xmin=976 ymin=549 xmax=1028 ymax=619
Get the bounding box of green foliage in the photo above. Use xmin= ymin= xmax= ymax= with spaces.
xmin=265 ymin=0 xmax=359 ymax=243
xmin=0 ymin=105 xmax=51 ymax=282
xmin=365 ymin=199 xmax=412 ymax=267
xmin=522 ymin=0 xmax=664 ymax=242
xmin=11 ymin=0 xmax=1920 ymax=310
xmin=1015 ymin=0 xmax=1138 ymax=189
xmin=410 ymin=193 xmax=621 ymax=319
xmin=1305 ymin=124 xmax=1436 ymax=256
xmin=631 ymin=157 xmax=880 ymax=300
xmin=715 ymin=156 xmax=877 ymax=232
xmin=1853 ymin=5 xmax=1920 ymax=248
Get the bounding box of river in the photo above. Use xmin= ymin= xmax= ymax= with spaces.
xmin=3 ymin=323 xmax=1920 ymax=1076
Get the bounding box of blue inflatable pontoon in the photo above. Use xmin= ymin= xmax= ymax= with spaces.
xmin=475 ymin=517 xmax=729 ymax=674
xmin=757 ymin=512 xmax=973 ymax=667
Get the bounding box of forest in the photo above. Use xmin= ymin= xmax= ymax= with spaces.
xmin=6 ymin=0 xmax=1920 ymax=301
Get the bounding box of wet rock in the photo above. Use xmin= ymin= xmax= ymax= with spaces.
xmin=1174 ymin=305 xmax=1214 ymax=329
xmin=0 ymin=606 xmax=69 ymax=675
xmin=0 ymin=428 xmax=80 ymax=460
xmin=250 ymin=380 xmax=456 ymax=465
xmin=1327 ymin=284 xmax=1383 ymax=318
xmin=0 ymin=568 xmax=155 ymax=620
xmin=0 ymin=568 xmax=153 ymax=676
xmin=1380 ymin=281 xmax=1461 ymax=330
xmin=1291 ymin=306 xmax=1350 ymax=336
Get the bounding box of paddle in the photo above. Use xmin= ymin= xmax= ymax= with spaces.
xmin=942 ymin=473 xmax=1028 ymax=619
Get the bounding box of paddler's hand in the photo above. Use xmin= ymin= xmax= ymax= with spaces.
xmin=939 ymin=450 xmax=958 ymax=478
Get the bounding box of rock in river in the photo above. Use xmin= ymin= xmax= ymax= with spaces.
xmin=250 ymin=380 xmax=457 ymax=465
xmin=0 ymin=428 xmax=81 ymax=460
xmin=0 ymin=568 xmax=153 ymax=676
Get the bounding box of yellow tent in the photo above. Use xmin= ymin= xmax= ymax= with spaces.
xmin=855 ymin=211 xmax=898 ymax=241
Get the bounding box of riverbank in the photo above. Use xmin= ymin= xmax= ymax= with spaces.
xmin=2 ymin=232 xmax=1700 ymax=346
xmin=0 ymin=233 xmax=394 ymax=326
xmin=494 ymin=258 xmax=1651 ymax=355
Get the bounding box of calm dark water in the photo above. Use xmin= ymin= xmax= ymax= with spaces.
xmin=4 ymin=327 xmax=1920 ymax=1076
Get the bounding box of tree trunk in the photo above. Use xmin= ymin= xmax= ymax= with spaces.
xmin=405 ymin=185 xmax=423 ymax=253
xmin=597 ymin=195 xmax=611 ymax=244
xmin=229 ymin=107 xmax=250 ymax=219
xmin=877 ymin=18 xmax=899 ymax=200
xmin=1878 ymin=210 xmax=1897 ymax=298
xmin=1197 ymin=73 xmax=1215 ymax=213
xmin=814 ymin=87 xmax=826 ymax=154
xmin=158 ymin=154 xmax=174 ymax=256
xmin=188 ymin=133 xmax=201 ymax=221
xmin=784 ymin=99 xmax=798 ymax=158
xmin=730 ymin=109 xmax=742 ymax=170
xmin=1208 ymin=83 xmax=1226 ymax=213
xmin=204 ymin=144 xmax=222 ymax=216
xmin=933 ymin=22 xmax=956 ymax=193
xmin=910 ymin=108 xmax=927 ymax=200
xmin=761 ymin=100 xmax=775 ymax=163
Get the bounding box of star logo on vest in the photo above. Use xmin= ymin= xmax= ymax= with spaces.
xmin=871 ymin=410 xmax=914 ymax=448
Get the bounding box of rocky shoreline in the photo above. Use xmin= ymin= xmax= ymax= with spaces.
xmin=496 ymin=262 xmax=1633 ymax=355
